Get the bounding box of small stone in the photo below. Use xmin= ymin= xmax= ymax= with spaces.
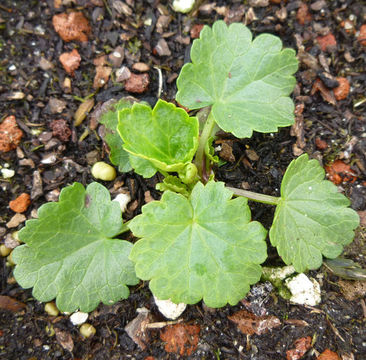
xmin=70 ymin=311 xmax=89 ymax=325
xmin=93 ymin=66 xmax=112 ymax=89
xmin=124 ymin=73 xmax=149 ymax=94
xmin=63 ymin=77 xmax=72 ymax=93
xmin=59 ymin=49 xmax=81 ymax=76
xmin=6 ymin=213 xmax=26 ymax=228
xmin=52 ymin=12 xmax=91 ymax=42
xmin=47 ymin=98 xmax=67 ymax=114
xmin=249 ymin=0 xmax=269 ymax=7
xmin=45 ymin=189 xmax=60 ymax=202
xmin=154 ymin=38 xmax=171 ymax=57
xmin=318 ymin=72 xmax=339 ymax=89
xmin=156 ymin=15 xmax=172 ymax=33
xmin=285 ymin=273 xmax=321 ymax=306
xmin=9 ymin=193 xmax=31 ymax=213
xmin=190 ymin=24 xmax=204 ymax=39
xmin=0 ymin=115 xmax=23 ymax=153
xmin=310 ymin=0 xmax=326 ymax=11
xmin=357 ymin=24 xmax=366 ymax=46
xmin=154 ymin=296 xmax=187 ymax=320
xmin=38 ymin=57 xmax=54 ymax=71
xmin=317 ymin=33 xmax=337 ymax=52
xmin=115 ymin=66 xmax=131 ymax=82
xmin=108 ymin=46 xmax=124 ymax=68
xmin=315 ymin=137 xmax=328 ymax=150
xmin=112 ymin=0 xmax=132 ymax=16
xmin=31 ymin=170 xmax=43 ymax=200
xmin=41 ymin=153 xmax=58 ymax=165
xmin=296 ymin=3 xmax=312 ymax=25
xmin=132 ymin=62 xmax=150 ymax=72
xmin=333 ymin=77 xmax=350 ymax=101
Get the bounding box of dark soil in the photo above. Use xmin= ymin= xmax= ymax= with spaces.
xmin=1 ymin=0 xmax=366 ymax=359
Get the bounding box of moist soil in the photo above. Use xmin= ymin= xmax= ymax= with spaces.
xmin=1 ymin=0 xmax=366 ymax=359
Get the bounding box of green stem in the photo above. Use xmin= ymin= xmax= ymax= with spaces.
xmin=227 ymin=187 xmax=280 ymax=206
xmin=194 ymin=112 xmax=216 ymax=179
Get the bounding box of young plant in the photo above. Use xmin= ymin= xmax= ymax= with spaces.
xmin=13 ymin=21 xmax=359 ymax=312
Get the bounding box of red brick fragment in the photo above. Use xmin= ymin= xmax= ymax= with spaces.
xmin=59 ymin=49 xmax=81 ymax=76
xmin=286 ymin=336 xmax=312 ymax=360
xmin=9 ymin=193 xmax=31 ymax=213
xmin=124 ymin=73 xmax=149 ymax=94
xmin=325 ymin=160 xmax=357 ymax=185
xmin=296 ymin=3 xmax=312 ymax=25
xmin=358 ymin=24 xmax=366 ymax=46
xmin=160 ymin=324 xmax=200 ymax=356
xmin=190 ymin=24 xmax=204 ymax=39
xmin=52 ymin=12 xmax=91 ymax=42
xmin=0 ymin=116 xmax=23 ymax=152
xmin=50 ymin=119 xmax=71 ymax=142
xmin=317 ymin=349 xmax=341 ymax=360
xmin=333 ymin=77 xmax=350 ymax=101
xmin=317 ymin=33 xmax=337 ymax=52
xmin=315 ymin=137 xmax=328 ymax=150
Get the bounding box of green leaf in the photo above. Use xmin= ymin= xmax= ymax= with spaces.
xmin=99 ymin=98 xmax=134 ymax=173
xmin=129 ymin=181 xmax=267 ymax=307
xmin=117 ymin=99 xmax=199 ymax=174
xmin=156 ymin=175 xmax=190 ymax=197
xmin=269 ymin=154 xmax=360 ymax=273
xmin=176 ymin=20 xmax=298 ymax=138
xmin=13 ymin=182 xmax=139 ymax=313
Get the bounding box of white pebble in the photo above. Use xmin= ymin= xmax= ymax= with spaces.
xmin=285 ymin=273 xmax=321 ymax=306
xmin=113 ymin=193 xmax=131 ymax=213
xmin=154 ymin=296 xmax=186 ymax=320
xmin=172 ymin=0 xmax=195 ymax=13
xmin=70 ymin=311 xmax=89 ymax=325
xmin=1 ymin=168 xmax=15 ymax=178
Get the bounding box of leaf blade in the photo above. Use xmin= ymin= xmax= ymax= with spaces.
xmin=269 ymin=154 xmax=360 ymax=272
xmin=129 ymin=181 xmax=267 ymax=307
xmin=13 ymin=182 xmax=139 ymax=312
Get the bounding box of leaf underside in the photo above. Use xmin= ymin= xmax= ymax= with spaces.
xmin=129 ymin=181 xmax=267 ymax=307
xmin=117 ymin=99 xmax=199 ymax=178
xmin=99 ymin=98 xmax=134 ymax=173
xmin=176 ymin=20 xmax=298 ymax=138
xmin=13 ymin=182 xmax=139 ymax=313
xmin=269 ymin=154 xmax=360 ymax=273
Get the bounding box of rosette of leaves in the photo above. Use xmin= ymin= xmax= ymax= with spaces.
xmin=176 ymin=20 xmax=299 ymax=138
xmin=117 ymin=99 xmax=199 ymax=178
xmin=12 ymin=182 xmax=138 ymax=313
xmin=270 ymin=154 xmax=360 ymax=272
xmin=129 ymin=181 xmax=267 ymax=307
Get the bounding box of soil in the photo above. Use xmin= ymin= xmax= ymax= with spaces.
xmin=1 ymin=0 xmax=366 ymax=359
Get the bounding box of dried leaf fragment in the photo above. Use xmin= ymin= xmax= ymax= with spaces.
xmin=0 ymin=295 xmax=26 ymax=312
xmin=160 ymin=323 xmax=200 ymax=356
xmin=55 ymin=328 xmax=74 ymax=352
xmin=52 ymin=12 xmax=91 ymax=42
xmin=125 ymin=308 xmax=152 ymax=350
xmin=228 ymin=309 xmax=281 ymax=335
xmin=286 ymin=336 xmax=312 ymax=360
xmin=0 ymin=115 xmax=23 ymax=152
xmin=311 ymin=79 xmax=336 ymax=105
xmin=74 ymin=98 xmax=95 ymax=126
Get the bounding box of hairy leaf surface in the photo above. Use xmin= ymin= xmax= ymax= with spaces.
xmin=99 ymin=99 xmax=133 ymax=172
xmin=117 ymin=99 xmax=199 ymax=175
xmin=270 ymin=154 xmax=360 ymax=272
xmin=13 ymin=182 xmax=138 ymax=312
xmin=129 ymin=181 xmax=267 ymax=307
xmin=176 ymin=21 xmax=298 ymax=138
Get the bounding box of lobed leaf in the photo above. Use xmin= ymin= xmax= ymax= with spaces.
xmin=99 ymin=98 xmax=134 ymax=173
xmin=13 ymin=182 xmax=139 ymax=313
xmin=117 ymin=99 xmax=199 ymax=176
xmin=176 ymin=20 xmax=298 ymax=138
xmin=129 ymin=181 xmax=267 ymax=307
xmin=269 ymin=154 xmax=360 ymax=273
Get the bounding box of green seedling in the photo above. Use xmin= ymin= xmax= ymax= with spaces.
xmin=13 ymin=21 xmax=359 ymax=312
